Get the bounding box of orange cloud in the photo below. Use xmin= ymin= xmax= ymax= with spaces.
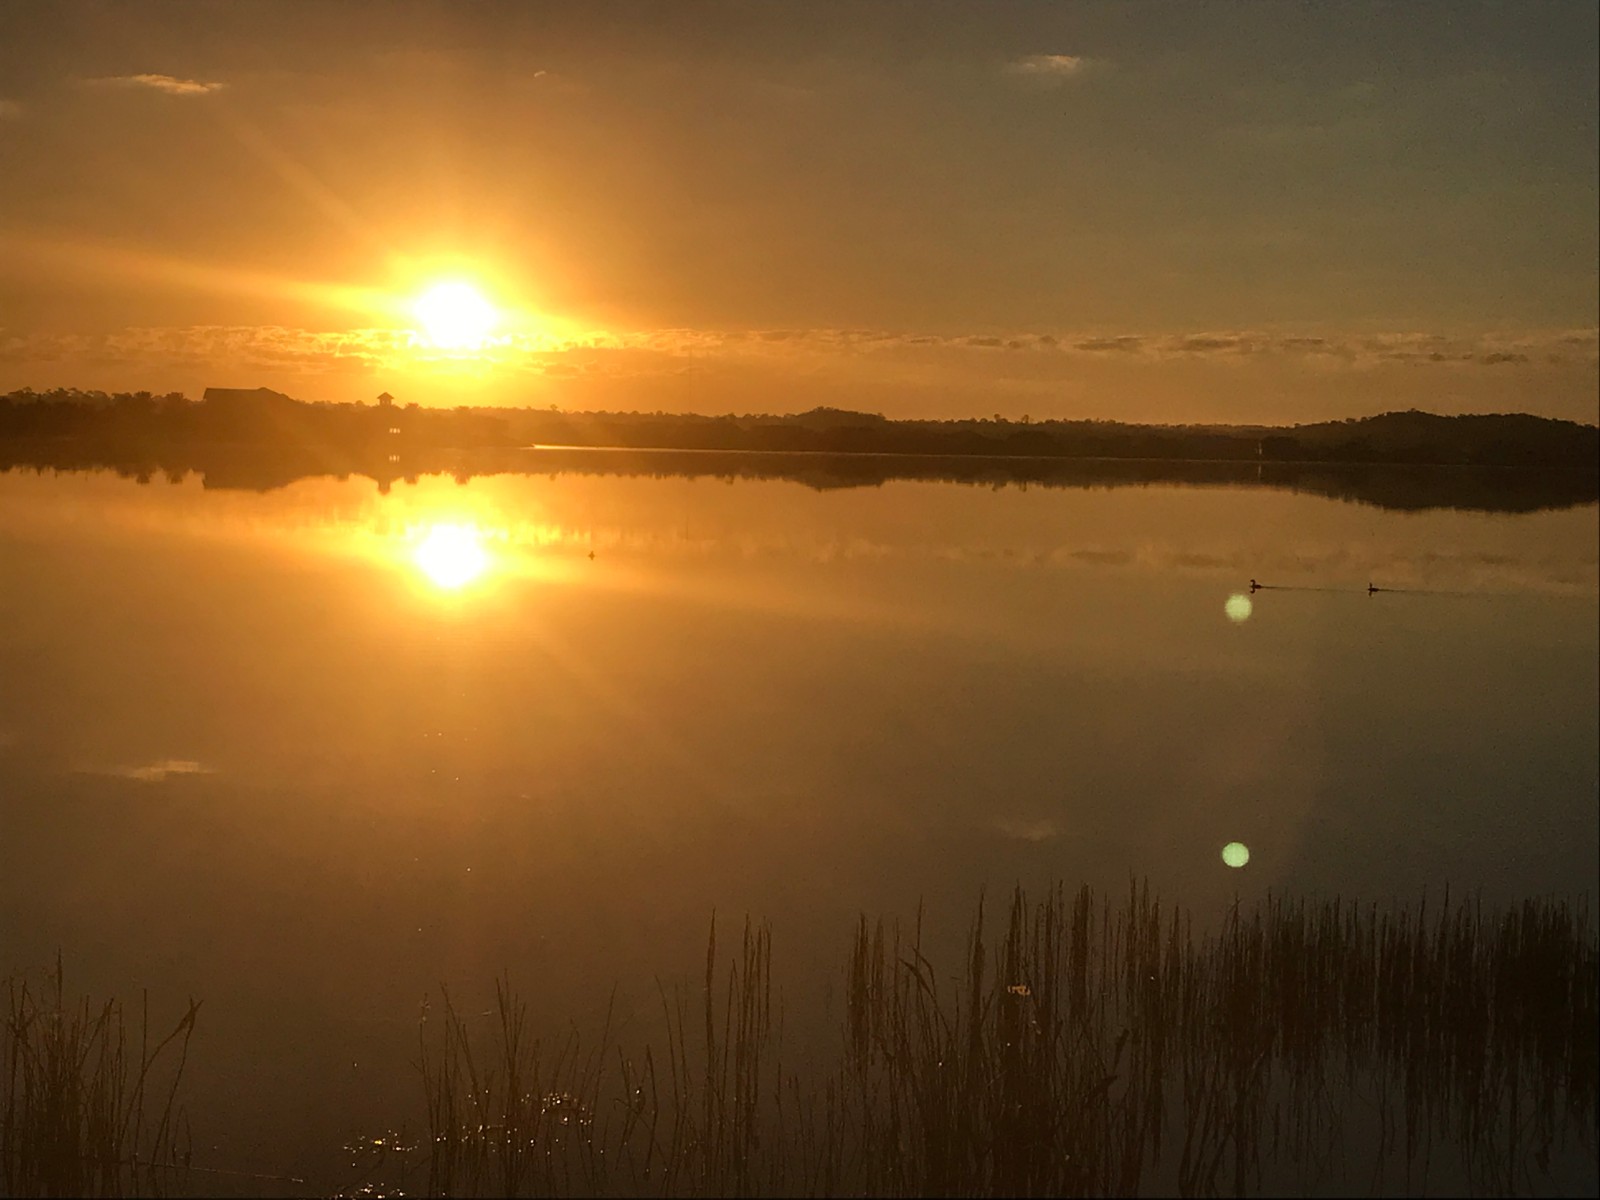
xmin=1005 ymin=54 xmax=1097 ymax=86
xmin=3 ymin=324 xmax=1594 ymax=376
xmin=87 ymin=74 xmax=225 ymax=97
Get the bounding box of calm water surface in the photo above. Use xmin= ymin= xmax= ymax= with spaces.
xmin=1 ymin=465 xmax=1595 ymax=1191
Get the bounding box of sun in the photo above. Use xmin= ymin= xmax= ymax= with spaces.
xmin=413 ymin=280 xmax=499 ymax=350
xmin=413 ymin=524 xmax=491 ymax=589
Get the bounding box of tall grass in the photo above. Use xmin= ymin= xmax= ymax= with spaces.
xmin=419 ymin=884 xmax=1596 ymax=1197
xmin=1 ymin=956 xmax=199 ymax=1197
xmin=417 ymin=916 xmax=777 ymax=1197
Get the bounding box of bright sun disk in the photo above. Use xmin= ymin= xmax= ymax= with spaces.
xmin=413 ymin=281 xmax=499 ymax=350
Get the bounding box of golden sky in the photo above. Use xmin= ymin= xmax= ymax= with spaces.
xmin=0 ymin=1 xmax=1595 ymax=423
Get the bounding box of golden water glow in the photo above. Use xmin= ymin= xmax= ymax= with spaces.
xmin=413 ymin=523 xmax=492 ymax=589
xmin=413 ymin=280 xmax=499 ymax=350
xmin=1222 ymin=841 xmax=1251 ymax=868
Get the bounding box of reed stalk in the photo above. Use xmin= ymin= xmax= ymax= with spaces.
xmin=407 ymin=884 xmax=1597 ymax=1196
xmin=1 ymin=956 xmax=199 ymax=1198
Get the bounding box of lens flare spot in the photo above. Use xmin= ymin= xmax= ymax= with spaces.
xmin=413 ymin=524 xmax=490 ymax=589
xmin=1224 ymin=593 xmax=1253 ymax=623
xmin=1221 ymin=841 xmax=1251 ymax=869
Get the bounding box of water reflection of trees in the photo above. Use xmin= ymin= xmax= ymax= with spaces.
xmin=415 ymin=884 xmax=1595 ymax=1197
xmin=1 ymin=443 xmax=1595 ymax=515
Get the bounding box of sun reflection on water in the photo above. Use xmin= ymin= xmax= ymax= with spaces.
xmin=412 ymin=523 xmax=493 ymax=590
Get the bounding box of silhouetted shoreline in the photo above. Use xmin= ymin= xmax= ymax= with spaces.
xmin=2 ymin=388 xmax=1596 ymax=513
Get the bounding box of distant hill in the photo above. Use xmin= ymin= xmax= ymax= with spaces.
xmin=1261 ymin=411 xmax=1599 ymax=468
xmin=508 ymin=406 xmax=1596 ymax=468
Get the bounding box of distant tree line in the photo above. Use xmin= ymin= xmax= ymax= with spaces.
xmin=2 ymin=389 xmax=1595 ymax=469
xmin=0 ymin=387 xmax=513 ymax=450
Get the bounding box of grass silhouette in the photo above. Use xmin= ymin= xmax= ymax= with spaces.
xmin=1 ymin=956 xmax=198 ymax=1197
xmin=5 ymin=884 xmax=1592 ymax=1195
xmin=415 ymin=883 xmax=1596 ymax=1197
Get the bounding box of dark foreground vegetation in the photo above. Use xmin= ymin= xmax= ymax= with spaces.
xmin=5 ymin=884 xmax=1595 ymax=1197
xmin=1 ymin=959 xmax=198 ymax=1198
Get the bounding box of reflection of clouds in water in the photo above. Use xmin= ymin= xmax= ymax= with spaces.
xmin=995 ymin=817 xmax=1063 ymax=842
xmin=85 ymin=759 xmax=214 ymax=783
xmin=1173 ymin=551 xmax=1235 ymax=570
xmin=1369 ymin=547 xmax=1599 ymax=593
xmin=1066 ymin=549 xmax=1132 ymax=566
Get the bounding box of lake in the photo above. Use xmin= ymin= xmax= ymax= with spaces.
xmin=1 ymin=456 xmax=1596 ymax=1195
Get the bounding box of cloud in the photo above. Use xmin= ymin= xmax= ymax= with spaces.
xmin=88 ymin=74 xmax=225 ymax=97
xmin=2 ymin=323 xmax=1593 ymax=387
xmin=1011 ymin=54 xmax=1088 ymax=77
xmin=1172 ymin=335 xmax=1252 ymax=354
xmin=1008 ymin=54 xmax=1087 ymax=79
xmin=1346 ymin=332 xmax=1590 ymax=367
xmin=0 ymin=325 xmax=413 ymax=375
xmin=1053 ymin=329 xmax=1600 ymax=368
xmin=1073 ymin=335 xmax=1145 ymax=354
xmin=0 ymin=99 xmax=21 ymax=121
xmin=85 ymin=759 xmax=214 ymax=783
